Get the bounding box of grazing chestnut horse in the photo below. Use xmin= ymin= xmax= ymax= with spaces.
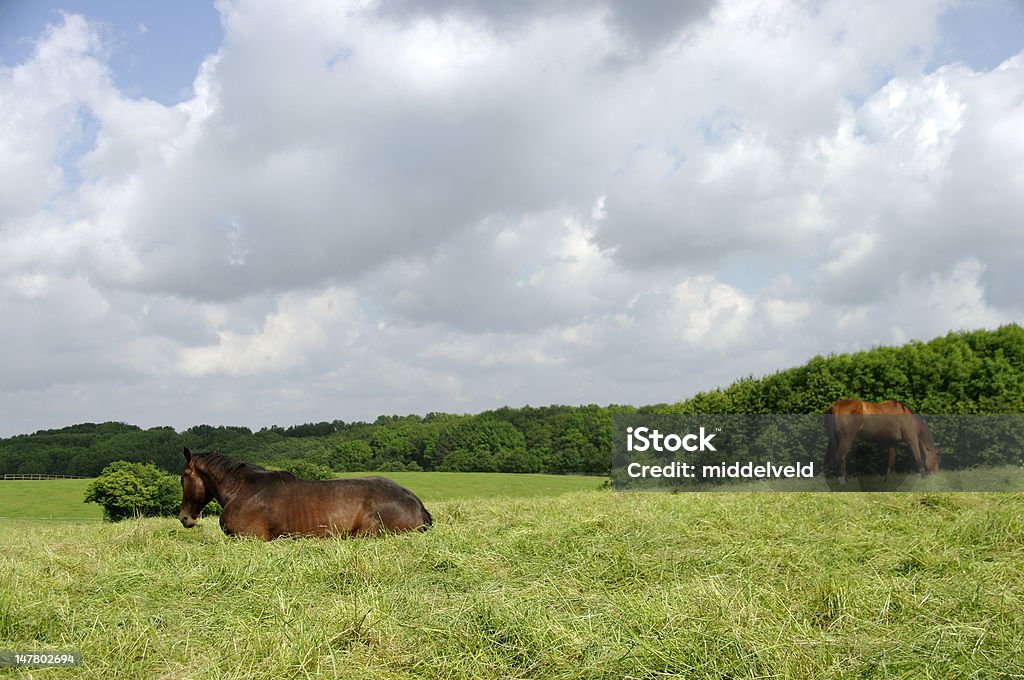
xmin=179 ymin=448 xmax=432 ymax=539
xmin=824 ymin=400 xmax=940 ymax=484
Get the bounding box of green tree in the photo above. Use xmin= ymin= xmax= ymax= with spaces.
xmin=279 ymin=459 xmax=334 ymax=480
xmin=369 ymin=418 xmax=437 ymax=470
xmin=84 ymin=461 xmax=181 ymax=522
xmin=433 ymin=417 xmax=528 ymax=472
xmin=328 ymin=439 xmax=374 ymax=471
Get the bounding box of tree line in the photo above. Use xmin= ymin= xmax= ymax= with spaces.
xmin=3 ymin=324 xmax=1022 ymax=478
xmin=0 ymin=406 xmax=621 ymax=478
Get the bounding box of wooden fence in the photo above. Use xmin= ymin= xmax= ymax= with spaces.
xmin=1 ymin=474 xmax=88 ymax=480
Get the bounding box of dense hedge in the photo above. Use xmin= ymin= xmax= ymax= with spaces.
xmin=2 ymin=324 xmax=1022 ymax=476
xmin=656 ymin=324 xmax=1024 ymax=415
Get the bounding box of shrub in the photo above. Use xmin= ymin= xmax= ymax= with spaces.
xmin=375 ymin=459 xmax=423 ymax=472
xmin=84 ymin=461 xmax=181 ymax=521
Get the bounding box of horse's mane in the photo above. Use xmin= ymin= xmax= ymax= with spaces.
xmin=194 ymin=451 xmax=295 ymax=481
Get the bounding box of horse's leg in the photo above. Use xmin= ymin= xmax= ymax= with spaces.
xmin=221 ymin=509 xmax=272 ymax=540
xmin=886 ymin=446 xmax=897 ymax=481
xmin=834 ymin=414 xmax=864 ymax=486
xmin=826 ymin=435 xmax=837 ymax=477
xmin=836 ymin=434 xmax=854 ymax=485
xmin=824 ymin=412 xmax=837 ymax=477
xmin=352 ymin=513 xmax=382 ymax=537
xmin=219 ymin=508 xmax=238 ymax=536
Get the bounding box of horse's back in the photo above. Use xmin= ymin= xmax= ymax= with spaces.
xmin=258 ymin=476 xmax=430 ymax=538
xmin=828 ymin=399 xmax=879 ymax=415
xmin=826 ymin=399 xmax=913 ymax=415
xmin=872 ymin=399 xmax=913 ymax=414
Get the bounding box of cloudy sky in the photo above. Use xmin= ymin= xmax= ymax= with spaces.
xmin=1 ymin=0 xmax=1022 ymax=436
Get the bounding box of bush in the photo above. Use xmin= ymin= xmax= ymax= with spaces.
xmin=84 ymin=461 xmax=181 ymax=521
xmin=375 ymin=459 xmax=423 ymax=472
xmin=279 ymin=459 xmax=334 ymax=480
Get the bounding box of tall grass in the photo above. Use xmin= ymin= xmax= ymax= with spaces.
xmin=2 ymin=490 xmax=1023 ymax=678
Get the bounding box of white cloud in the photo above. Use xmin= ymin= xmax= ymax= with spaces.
xmin=661 ymin=278 xmax=754 ymax=346
xmin=817 ymin=231 xmax=880 ymax=297
xmin=0 ymin=1 xmax=1021 ymax=434
xmin=822 ymin=259 xmax=1012 ymax=348
xmin=0 ymin=14 xmax=106 ymax=219
xmin=764 ymin=298 xmax=811 ymax=327
xmin=178 ymin=288 xmax=363 ymax=377
xmin=894 ymin=259 xmax=1008 ymax=336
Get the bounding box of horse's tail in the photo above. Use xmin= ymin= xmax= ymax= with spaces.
xmin=420 ymin=503 xmax=433 ymax=530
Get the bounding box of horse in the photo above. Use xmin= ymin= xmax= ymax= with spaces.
xmin=178 ymin=448 xmax=432 ymax=539
xmin=824 ymin=400 xmax=940 ymax=485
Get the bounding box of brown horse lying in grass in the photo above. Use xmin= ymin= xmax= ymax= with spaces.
xmin=179 ymin=448 xmax=432 ymax=539
xmin=824 ymin=400 xmax=940 ymax=485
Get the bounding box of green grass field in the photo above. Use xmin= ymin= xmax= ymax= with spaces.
xmin=2 ymin=473 xmax=1023 ymax=678
xmin=0 ymin=472 xmax=604 ymax=523
xmin=336 ymin=471 xmax=607 ymax=501
xmin=0 ymin=479 xmax=100 ymax=521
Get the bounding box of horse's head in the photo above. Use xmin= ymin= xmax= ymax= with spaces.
xmin=924 ymin=446 xmax=942 ymax=474
xmin=179 ymin=447 xmax=214 ymax=528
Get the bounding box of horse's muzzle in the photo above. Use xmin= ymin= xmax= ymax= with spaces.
xmin=179 ymin=515 xmax=197 ymax=528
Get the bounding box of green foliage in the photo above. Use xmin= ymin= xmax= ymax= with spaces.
xmin=432 ymin=417 xmax=530 ymax=472
xmin=671 ymin=325 xmax=1024 ymax=416
xmin=327 ymin=438 xmax=373 ymax=471
xmin=278 ymin=459 xmax=334 ymax=480
xmin=254 ymin=438 xmax=333 ymax=468
xmin=369 ymin=420 xmax=429 ymax=470
xmin=375 ymin=459 xmax=424 ymax=472
xmin=3 ymin=324 xmax=1023 ymax=477
xmin=83 ymin=461 xmax=181 ymax=522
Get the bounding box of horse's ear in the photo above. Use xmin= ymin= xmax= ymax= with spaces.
xmin=183 ymin=447 xmax=192 ymax=461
